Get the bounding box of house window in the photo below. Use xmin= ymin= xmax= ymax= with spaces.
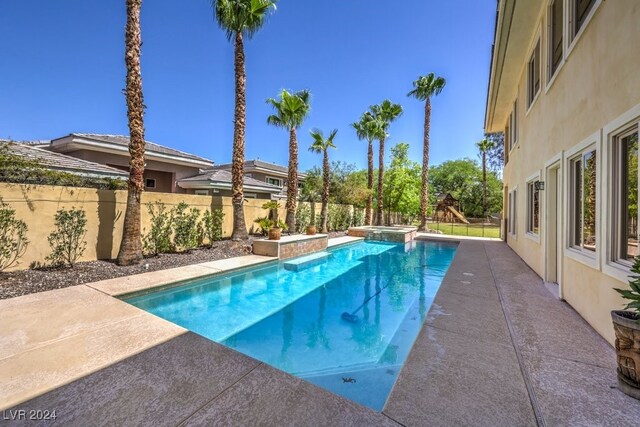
xmin=194 ymin=190 xmax=209 ymax=196
xmin=611 ymin=125 xmax=639 ymax=265
xmin=548 ymin=0 xmax=563 ymax=78
xmin=505 ymin=119 xmax=511 ymax=156
xmin=527 ymin=180 xmax=540 ymax=235
xmin=572 ymin=0 xmax=597 ymax=38
xmin=528 ymin=40 xmax=541 ymax=108
xmin=244 ymin=193 xmax=257 ymax=199
xmin=508 ymin=188 xmax=517 ymax=236
xmin=266 ymin=177 xmax=282 ymax=186
xmin=145 ymin=178 xmax=156 ymax=189
xmin=569 ymin=148 xmax=597 ymax=253
xmin=511 ymin=100 xmax=518 ymax=148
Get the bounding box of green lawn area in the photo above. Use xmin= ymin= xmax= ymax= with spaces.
xmin=428 ymin=222 xmax=501 ymax=238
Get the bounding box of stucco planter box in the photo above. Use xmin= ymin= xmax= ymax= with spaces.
xmin=612 ymin=310 xmax=640 ymax=400
xmin=252 ymin=234 xmax=328 ymax=260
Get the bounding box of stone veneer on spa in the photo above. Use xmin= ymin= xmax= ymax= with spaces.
xmin=252 ymin=234 xmax=328 ymax=260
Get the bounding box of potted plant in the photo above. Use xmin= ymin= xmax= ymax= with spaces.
xmin=612 ymin=257 xmax=640 ymax=400
xmin=262 ymin=201 xmax=284 ymax=240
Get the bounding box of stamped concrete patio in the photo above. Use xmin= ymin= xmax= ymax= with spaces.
xmin=2 ymin=238 xmax=639 ymax=426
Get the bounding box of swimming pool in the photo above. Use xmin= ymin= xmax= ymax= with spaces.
xmin=126 ymin=240 xmax=457 ymax=410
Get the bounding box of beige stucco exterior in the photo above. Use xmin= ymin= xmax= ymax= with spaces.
xmin=486 ymin=0 xmax=640 ymax=344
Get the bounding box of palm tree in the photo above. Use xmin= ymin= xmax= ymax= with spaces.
xmin=476 ymin=138 xmax=495 ymax=218
xmin=352 ymin=112 xmax=384 ymax=226
xmin=370 ymin=100 xmax=403 ymax=225
xmin=117 ymin=0 xmax=146 ymax=266
xmin=266 ymin=89 xmax=312 ymax=232
xmin=214 ymin=0 xmax=276 ymax=240
xmin=408 ymin=73 xmax=446 ymax=231
xmin=309 ymin=128 xmax=338 ymax=233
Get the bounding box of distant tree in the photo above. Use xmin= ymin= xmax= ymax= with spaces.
xmin=213 ymin=0 xmax=277 ymax=240
xmin=429 ymin=158 xmax=502 ymax=218
xmin=476 ymin=138 xmax=496 ymax=218
xmin=117 ymin=0 xmax=146 ymax=266
xmin=370 ymin=100 xmax=403 ymax=225
xmin=484 ymin=132 xmax=504 ymax=173
xmin=407 ymin=72 xmax=446 ymax=231
xmin=266 ymin=89 xmax=312 ymax=232
xmin=300 ymin=167 xmax=322 ymax=227
xmin=384 ymin=143 xmax=421 ymax=223
xmin=309 ymin=128 xmax=338 ymax=233
xmin=352 ymin=112 xmax=385 ymax=225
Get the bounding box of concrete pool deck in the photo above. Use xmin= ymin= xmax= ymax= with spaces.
xmin=2 ymin=239 xmax=639 ymax=425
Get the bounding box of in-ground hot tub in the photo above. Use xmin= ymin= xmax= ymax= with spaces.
xmin=348 ymin=225 xmax=417 ymax=243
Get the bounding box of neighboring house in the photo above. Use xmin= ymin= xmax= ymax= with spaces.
xmin=1 ymin=141 xmax=128 ymax=180
xmin=41 ymin=133 xmax=213 ymax=193
xmin=177 ymin=169 xmax=282 ymax=199
xmin=485 ymin=0 xmax=640 ymax=344
xmin=212 ymin=159 xmax=307 ymax=200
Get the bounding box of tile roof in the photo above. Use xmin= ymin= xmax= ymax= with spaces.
xmin=180 ymin=169 xmax=281 ymax=191
xmin=2 ymin=142 xmax=128 ymax=178
xmin=62 ymin=133 xmax=213 ymax=165
xmin=213 ymin=159 xmax=306 ymax=177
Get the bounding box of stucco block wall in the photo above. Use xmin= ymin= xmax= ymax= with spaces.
xmin=499 ymin=1 xmax=640 ymax=344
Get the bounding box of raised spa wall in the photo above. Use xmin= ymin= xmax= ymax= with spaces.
xmin=252 ymin=234 xmax=328 ymax=260
xmin=348 ymin=226 xmax=417 ymax=243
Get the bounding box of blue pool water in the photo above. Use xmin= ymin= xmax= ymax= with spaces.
xmin=126 ymin=240 xmax=457 ymax=410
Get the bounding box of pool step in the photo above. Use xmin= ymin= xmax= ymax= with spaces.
xmin=283 ymin=251 xmax=331 ymax=272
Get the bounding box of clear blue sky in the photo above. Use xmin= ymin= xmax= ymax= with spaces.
xmin=0 ymin=0 xmax=496 ymax=171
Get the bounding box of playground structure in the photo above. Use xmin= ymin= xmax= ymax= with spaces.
xmin=432 ymin=193 xmax=469 ymax=224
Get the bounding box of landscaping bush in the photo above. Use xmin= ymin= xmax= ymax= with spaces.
xmin=172 ymin=202 xmax=201 ymax=252
xmin=295 ymin=203 xmax=311 ymax=233
xmin=46 ymin=207 xmax=87 ymax=267
xmin=328 ymin=204 xmax=352 ymax=231
xmin=353 ymin=208 xmax=365 ymax=227
xmin=201 ymin=208 xmax=224 ymax=246
xmin=143 ymin=202 xmax=174 ymax=255
xmin=0 ymin=203 xmax=29 ymax=271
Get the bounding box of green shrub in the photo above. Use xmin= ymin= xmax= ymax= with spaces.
xmin=201 ymin=208 xmax=224 ymax=246
xmin=353 ymin=208 xmax=365 ymax=227
xmin=172 ymin=202 xmax=201 ymax=252
xmin=143 ymin=202 xmax=174 ymax=255
xmin=295 ymin=203 xmax=311 ymax=233
xmin=0 ymin=203 xmax=29 ymax=271
xmin=615 ymin=257 xmax=640 ymax=318
xmin=46 ymin=207 xmax=87 ymax=267
xmin=328 ymin=204 xmax=352 ymax=231
xmin=254 ymin=217 xmax=287 ymax=236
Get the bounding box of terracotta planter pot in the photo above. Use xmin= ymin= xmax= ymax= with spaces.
xmin=268 ymin=227 xmax=281 ymax=241
xmin=306 ymin=225 xmax=317 ymax=235
xmin=612 ymin=310 xmax=640 ymax=400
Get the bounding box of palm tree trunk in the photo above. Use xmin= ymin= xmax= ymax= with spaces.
xmin=376 ymin=136 xmax=385 ymax=226
xmin=365 ymin=140 xmax=373 ymax=226
xmin=419 ymin=98 xmax=431 ymax=232
xmin=482 ymin=151 xmax=487 ymax=218
xmin=285 ymin=128 xmax=298 ymax=232
xmin=321 ymin=149 xmax=329 ymax=233
xmin=230 ymin=32 xmax=248 ymax=240
xmin=117 ymin=0 xmax=145 ymax=266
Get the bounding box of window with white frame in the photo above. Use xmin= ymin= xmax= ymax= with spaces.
xmin=505 ymin=118 xmax=511 ymax=155
xmin=266 ymin=177 xmax=282 ymax=187
xmin=570 ymin=0 xmax=597 ymax=40
xmin=508 ymin=188 xmax=518 ymax=236
xmin=194 ymin=190 xmax=209 ymax=196
xmin=527 ymin=39 xmax=541 ymax=108
xmin=548 ymin=0 xmax=563 ymax=79
xmin=569 ymin=147 xmax=597 ymax=253
xmin=611 ymin=124 xmax=640 ymax=266
xmin=527 ymin=179 xmax=541 ymax=235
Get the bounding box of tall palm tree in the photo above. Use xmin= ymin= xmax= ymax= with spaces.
xmin=352 ymin=112 xmax=384 ymax=226
xmin=370 ymin=100 xmax=403 ymax=225
xmin=266 ymin=89 xmax=312 ymax=232
xmin=408 ymin=73 xmax=446 ymax=231
xmin=214 ymin=0 xmax=276 ymax=240
xmin=309 ymin=128 xmax=338 ymax=233
xmin=117 ymin=0 xmax=146 ymax=266
xmin=476 ymin=138 xmax=495 ymax=218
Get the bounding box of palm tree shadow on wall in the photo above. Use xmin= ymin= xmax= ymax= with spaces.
xmin=96 ymin=189 xmax=122 ymax=260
